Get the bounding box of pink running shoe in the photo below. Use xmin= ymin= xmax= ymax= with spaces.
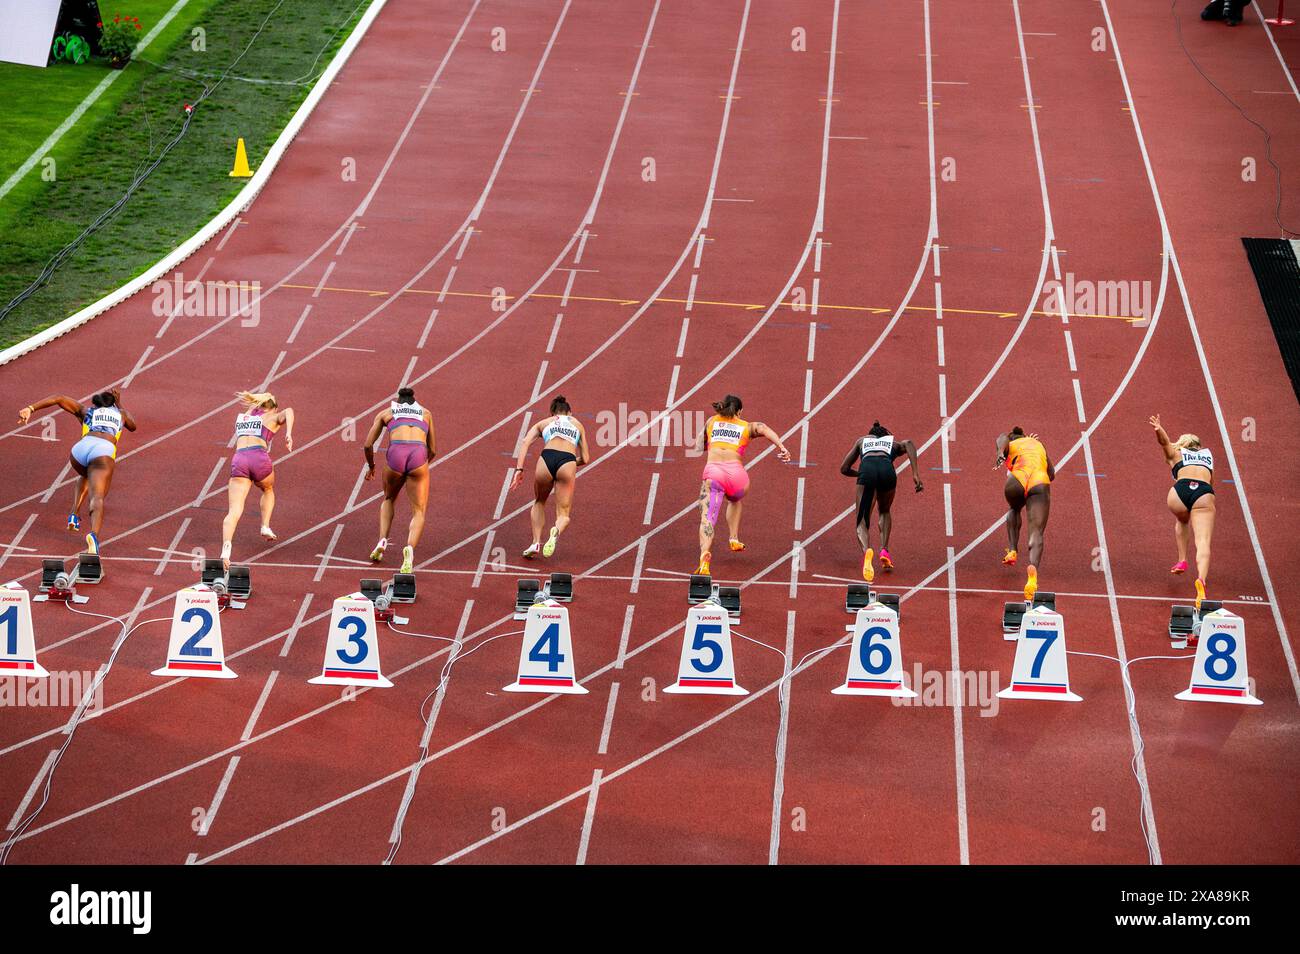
xmin=1170 ymin=560 xmax=1188 ymax=575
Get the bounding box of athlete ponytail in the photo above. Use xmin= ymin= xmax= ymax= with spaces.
xmin=868 ymin=420 xmax=890 ymax=438
xmin=397 ymin=387 xmax=416 ymax=404
xmin=550 ymin=395 xmax=571 ymax=414
xmin=95 ymin=391 xmax=116 ymax=407
xmin=1009 ymin=425 xmax=1025 ymax=439
xmin=236 ymin=390 xmax=278 ymax=411
xmin=712 ymin=394 xmax=743 ymax=417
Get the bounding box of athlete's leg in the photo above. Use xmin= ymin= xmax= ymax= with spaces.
xmin=223 ymin=477 xmax=254 ymax=550
xmin=1189 ymin=495 xmax=1215 ymax=585
xmin=531 ymin=458 xmax=554 ymax=547
xmin=552 ymin=461 xmax=577 ymax=536
xmin=698 ymin=480 xmax=716 ymax=559
xmin=379 ymin=466 xmax=404 ymax=542
xmin=854 ymin=485 xmax=871 ymax=551
xmin=85 ymin=458 xmax=115 ymax=537
xmin=877 ymin=485 xmax=897 ymax=550
xmin=725 ymin=497 xmax=743 ymax=545
xmin=256 ymin=471 xmax=278 ymax=535
xmin=1003 ymin=475 xmax=1026 ymax=559
xmin=1024 ymin=486 xmax=1050 ymax=568
xmin=402 ymin=466 xmax=429 ymax=549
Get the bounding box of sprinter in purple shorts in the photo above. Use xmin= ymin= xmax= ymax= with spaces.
xmin=364 ymin=386 xmax=436 ymax=574
xmin=221 ymin=391 xmax=295 ymax=566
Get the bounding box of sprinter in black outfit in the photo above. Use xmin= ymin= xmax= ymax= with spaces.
xmin=840 ymin=422 xmax=923 ymax=582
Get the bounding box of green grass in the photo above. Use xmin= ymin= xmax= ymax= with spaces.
xmin=0 ymin=0 xmax=369 ymax=350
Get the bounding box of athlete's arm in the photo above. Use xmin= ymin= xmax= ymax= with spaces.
xmin=577 ymin=423 xmax=590 ymax=465
xmin=1148 ymin=414 xmax=1178 ymax=466
xmin=362 ymin=411 xmax=387 ymax=478
xmin=1046 ymin=455 xmax=1056 ymax=482
xmin=694 ymin=423 xmax=709 ymax=456
xmin=510 ymin=420 xmax=545 ymax=490
xmin=902 ymin=440 xmax=923 ymax=492
xmin=839 ymin=442 xmax=861 ymax=477
xmin=752 ymin=421 xmax=792 ymax=462
xmin=993 ymin=432 xmax=1010 ymax=469
xmin=279 ymin=407 xmax=295 ymax=452
xmin=425 ymin=411 xmax=436 ymax=459
xmin=19 ymin=394 xmax=83 ymax=424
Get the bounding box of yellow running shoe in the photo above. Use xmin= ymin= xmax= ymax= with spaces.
xmin=400 ymin=546 xmax=414 ymax=575
xmin=862 ymin=548 xmax=875 ymax=583
xmin=1194 ymin=578 xmax=1206 ymax=612
xmin=729 ymin=539 xmax=745 ymax=552
xmin=1024 ymin=565 xmax=1038 ymax=602
xmin=1002 ymin=548 xmax=1018 ymax=566
xmin=696 ymin=552 xmax=711 ymax=576
xmin=542 ymin=527 xmax=559 ymax=558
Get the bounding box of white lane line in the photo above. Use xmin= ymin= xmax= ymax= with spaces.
xmin=344 ymin=464 xmax=369 ymax=514
xmin=946 ymin=547 xmax=969 ymax=863
xmin=472 ymin=530 xmax=495 ymax=588
xmin=937 ymin=373 xmax=948 ymax=418
xmin=560 ymin=269 xmax=577 ymax=308
xmin=642 ymin=473 xmax=659 ymax=525
xmin=806 ymin=321 xmax=817 ymax=361
xmin=195 ymin=458 xmax=226 ymax=507
xmin=216 ymin=217 xmax=242 ymax=252
xmin=693 ymin=233 xmax=706 ymax=269
xmin=493 ymin=468 xmax=513 ymax=520
xmin=798 ymin=420 xmax=809 ymax=469
xmin=6 ymin=749 xmax=59 ymax=831
xmin=810 ymin=276 xmax=821 ymax=315
xmin=685 ymin=273 xmax=698 ymax=311
xmin=813 ymin=236 xmax=823 ymax=272
xmin=1071 ymin=377 xmax=1086 ymax=423
xmin=278 ymin=594 xmax=315 ymax=660
xmin=803 ymin=370 xmax=813 ymax=413
xmin=417 ymin=309 xmax=438 ymax=350
xmin=943 ymin=483 xmax=953 ymax=537
xmin=1063 ymin=327 xmax=1077 ymax=372
xmin=675 ymin=317 xmax=690 ymax=357
xmin=1252 ymin=1 xmax=1300 ymax=104
xmin=258 ymin=351 xmax=287 ymax=394
xmin=41 ymin=463 xmax=72 ymax=504
xmin=123 ymin=346 xmax=154 ymax=388
xmin=335 ymin=222 xmax=359 ymax=257
xmin=932 ymin=241 xmax=941 ymax=277
xmin=630 ymin=537 xmax=646 ymax=594
xmin=575 ymin=768 xmax=603 ymax=865
xmin=240 ymin=671 xmax=279 ymax=742
xmin=198 ymin=756 xmax=240 ymax=836
xmin=314 ymin=525 xmax=344 ymax=582
xmin=545 ymin=314 xmax=563 ymax=353
xmin=437 ymin=265 xmax=458 ymax=303
xmin=574 ymin=228 xmax=591 ymax=263
xmin=597 ymin=682 xmax=620 ymax=755
xmin=794 ymin=476 xmax=805 ymax=531
xmin=767 ymin=610 xmax=796 ymax=865
xmin=531 ymin=361 xmax=549 ymax=402
xmin=286 ymin=305 xmax=312 ymax=345
xmin=0 ymin=514 xmax=38 ymax=571
xmin=311 ymin=261 xmax=336 ymax=298
xmin=616 ymin=605 xmax=634 ymax=669
xmin=936 ymin=324 xmax=945 ymax=366
xmin=935 ymin=280 xmax=943 ymax=319
xmin=153 ymin=517 xmax=192 ymax=576
xmin=455 ymin=226 xmax=475 ymax=261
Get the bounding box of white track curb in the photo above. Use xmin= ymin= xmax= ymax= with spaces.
xmin=0 ymin=0 xmax=390 ymax=367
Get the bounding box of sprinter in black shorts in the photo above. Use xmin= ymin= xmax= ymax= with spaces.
xmin=840 ymin=421 xmax=923 ymax=582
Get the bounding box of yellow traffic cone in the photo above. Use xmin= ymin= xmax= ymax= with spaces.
xmin=229 ymin=138 xmax=253 ymax=178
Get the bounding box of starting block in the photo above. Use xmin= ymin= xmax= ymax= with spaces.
xmin=547 ymin=572 xmax=573 ymax=603
xmin=152 ymin=585 xmax=236 ymax=679
xmin=1002 ymin=591 xmax=1056 ymax=639
xmin=997 ymin=604 xmax=1082 ymax=702
xmin=309 ymin=593 xmax=392 ymax=687
xmin=717 ymin=586 xmax=741 ymax=622
xmin=665 ymin=599 xmax=747 ymax=695
xmin=199 ymin=559 xmax=250 ymax=609
xmin=1168 ymin=600 xmax=1222 ymax=649
xmin=1175 ymin=607 xmax=1261 ymax=705
xmin=514 ymin=578 xmax=543 ymax=620
xmin=34 ymin=558 xmax=88 ymax=604
xmin=503 ymin=598 xmax=587 ymax=694
xmin=358 ymin=576 xmax=409 ymax=625
xmin=833 ymin=601 xmax=915 ymax=698
xmin=0 ymin=583 xmax=49 ymax=678
xmin=845 ymin=585 xmax=899 ymax=627
xmin=688 ymin=573 xmax=713 ymax=604
xmin=390 ymin=573 xmax=417 ymax=604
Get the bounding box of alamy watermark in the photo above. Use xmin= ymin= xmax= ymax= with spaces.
xmin=591 ymin=403 xmax=708 ymax=454
xmin=890 ymin=665 xmax=1002 ymax=717
xmin=1041 ymin=272 xmax=1152 ymax=324
xmin=151 ymin=271 xmax=261 ymax=327
xmin=0 ymin=670 xmax=103 ymax=712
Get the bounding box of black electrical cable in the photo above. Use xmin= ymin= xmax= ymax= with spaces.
xmin=1172 ymin=0 xmax=1299 ymax=238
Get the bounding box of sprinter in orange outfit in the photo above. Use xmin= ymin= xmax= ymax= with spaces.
xmin=995 ymin=426 xmax=1055 ymax=601
xmin=694 ymin=394 xmax=790 ymax=575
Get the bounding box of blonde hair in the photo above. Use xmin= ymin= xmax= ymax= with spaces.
xmin=236 ymin=390 xmax=278 ymax=411
xmin=1174 ymin=433 xmax=1201 ymax=451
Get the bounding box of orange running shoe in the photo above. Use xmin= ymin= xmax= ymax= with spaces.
xmin=1194 ymin=578 xmax=1206 ymax=612
xmin=862 ymin=548 xmax=875 ymax=583
xmin=1002 ymin=548 xmax=1018 ymax=566
xmin=1024 ymin=565 xmax=1038 ymax=602
xmin=879 ymin=548 xmax=894 ymax=572
xmin=696 ymin=552 xmax=711 ymax=576
xmin=729 ymin=539 xmax=745 ymax=552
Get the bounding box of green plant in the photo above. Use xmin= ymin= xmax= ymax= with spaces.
xmin=98 ymin=13 xmax=144 ymax=61
xmin=52 ymin=33 xmax=92 ymax=64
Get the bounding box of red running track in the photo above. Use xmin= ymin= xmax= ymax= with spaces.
xmin=0 ymin=0 xmax=1297 ymax=865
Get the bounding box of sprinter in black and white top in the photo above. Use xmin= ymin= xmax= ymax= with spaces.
xmin=364 ymin=387 xmax=436 ymax=574
xmin=18 ymin=388 xmax=137 ymax=555
xmin=1149 ymin=414 xmax=1216 ymax=610
xmin=510 ymin=395 xmax=589 ymax=559
xmin=839 ymin=421 xmax=922 ymax=582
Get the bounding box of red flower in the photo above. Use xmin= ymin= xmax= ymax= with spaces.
xmin=136 ymin=24 xmax=142 ymax=29
xmin=96 ymin=21 xmax=102 ymax=26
